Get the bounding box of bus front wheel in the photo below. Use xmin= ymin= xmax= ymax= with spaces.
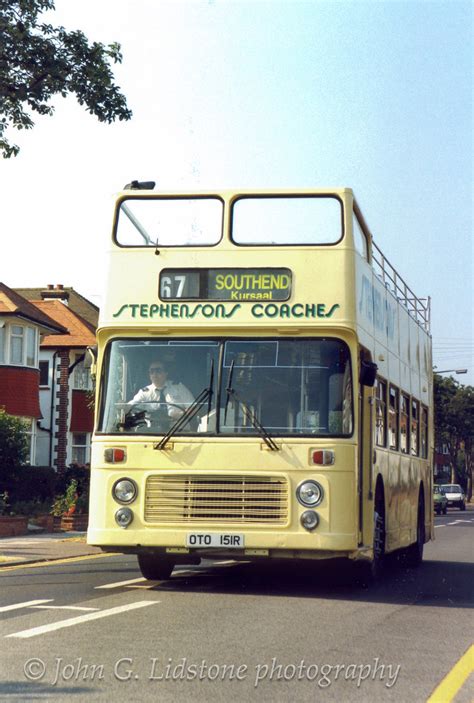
xmin=137 ymin=553 xmax=175 ymax=580
xmin=357 ymin=492 xmax=385 ymax=585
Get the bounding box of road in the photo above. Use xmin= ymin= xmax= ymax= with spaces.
xmin=0 ymin=508 xmax=472 ymax=702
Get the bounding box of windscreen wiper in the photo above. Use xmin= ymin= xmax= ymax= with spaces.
xmin=225 ymin=373 xmax=279 ymax=452
xmin=156 ymin=360 xmax=214 ymax=450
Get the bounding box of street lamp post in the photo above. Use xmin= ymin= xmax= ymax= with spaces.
xmin=434 ymin=369 xmax=468 ymax=375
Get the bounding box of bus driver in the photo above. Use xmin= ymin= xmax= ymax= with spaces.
xmin=129 ymin=359 xmax=194 ymax=426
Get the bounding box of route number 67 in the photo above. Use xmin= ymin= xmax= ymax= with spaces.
xmin=160 ymin=275 xmax=186 ymax=298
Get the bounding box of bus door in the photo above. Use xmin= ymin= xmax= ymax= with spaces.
xmin=358 ymin=349 xmax=377 ymax=545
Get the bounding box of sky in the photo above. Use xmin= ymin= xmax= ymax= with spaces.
xmin=1 ymin=0 xmax=472 ymax=384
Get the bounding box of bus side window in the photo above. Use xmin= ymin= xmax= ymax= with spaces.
xmin=400 ymin=394 xmax=410 ymax=454
xmin=353 ymin=212 xmax=368 ymax=260
xmin=375 ymin=378 xmax=387 ymax=447
xmin=389 ymin=385 xmax=399 ymax=450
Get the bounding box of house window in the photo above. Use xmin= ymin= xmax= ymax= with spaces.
xmin=375 ymin=378 xmax=387 ymax=447
xmin=411 ymin=400 xmax=419 ymax=456
xmin=39 ymin=360 xmax=49 ymax=386
xmin=0 ymin=324 xmax=38 ymax=367
xmin=400 ymin=394 xmax=410 ymax=454
xmin=26 ymin=327 xmax=36 ymax=366
xmin=11 ymin=326 xmax=24 ymax=364
xmin=71 ymin=433 xmax=90 ymax=465
xmin=22 ymin=418 xmax=36 ymax=465
xmin=388 ymin=385 xmax=399 ymax=451
xmin=73 ymin=355 xmax=92 ymax=390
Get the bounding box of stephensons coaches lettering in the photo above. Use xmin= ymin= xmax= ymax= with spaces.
xmin=112 ymin=302 xmax=340 ymax=320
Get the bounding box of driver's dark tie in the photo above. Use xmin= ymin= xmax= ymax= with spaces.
xmin=157 ymin=389 xmax=168 ymax=423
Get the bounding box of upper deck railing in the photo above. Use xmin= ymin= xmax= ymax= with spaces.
xmin=371 ymin=240 xmax=431 ymax=334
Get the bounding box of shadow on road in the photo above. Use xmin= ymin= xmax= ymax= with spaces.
xmin=149 ymin=556 xmax=474 ymax=609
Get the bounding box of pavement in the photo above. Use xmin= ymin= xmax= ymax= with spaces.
xmin=0 ymin=530 xmax=103 ymax=567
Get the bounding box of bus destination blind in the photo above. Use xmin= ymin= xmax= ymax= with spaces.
xmin=159 ymin=268 xmax=292 ymax=302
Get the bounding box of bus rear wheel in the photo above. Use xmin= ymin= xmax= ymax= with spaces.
xmin=137 ymin=553 xmax=175 ymax=580
xmin=404 ymin=493 xmax=425 ymax=568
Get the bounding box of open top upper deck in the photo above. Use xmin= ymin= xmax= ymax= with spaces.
xmin=102 ymin=187 xmax=430 ymax=334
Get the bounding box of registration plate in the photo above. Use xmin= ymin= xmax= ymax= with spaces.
xmin=186 ymin=533 xmax=245 ymax=548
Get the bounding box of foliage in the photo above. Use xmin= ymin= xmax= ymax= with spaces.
xmin=2 ymin=465 xmax=57 ymax=503
xmin=9 ymin=498 xmax=51 ymax=516
xmin=434 ymin=375 xmax=474 ymax=499
xmin=0 ymin=408 xmax=29 ymax=476
xmin=50 ymin=472 xmax=89 ymax=516
xmin=0 ymin=0 xmax=132 ymax=158
xmin=54 ymin=464 xmax=89 ymax=498
xmin=50 ymin=478 xmax=78 ymax=517
xmin=0 ymin=491 xmax=10 ymax=516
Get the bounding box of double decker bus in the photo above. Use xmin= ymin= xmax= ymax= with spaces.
xmin=87 ymin=186 xmax=433 ymax=582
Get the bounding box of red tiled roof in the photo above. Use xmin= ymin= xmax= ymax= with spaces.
xmin=14 ymin=286 xmax=99 ymax=328
xmin=32 ymin=300 xmax=96 ymax=348
xmin=0 ymin=283 xmax=66 ymax=333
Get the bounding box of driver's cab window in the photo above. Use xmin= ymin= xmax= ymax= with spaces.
xmin=101 ymin=341 xmax=218 ymax=434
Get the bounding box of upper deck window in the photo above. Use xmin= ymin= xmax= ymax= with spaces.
xmin=231 ymin=196 xmax=343 ymax=245
xmin=115 ymin=197 xmax=224 ymax=247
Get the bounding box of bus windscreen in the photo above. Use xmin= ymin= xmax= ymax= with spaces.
xmin=99 ymin=338 xmax=353 ymax=437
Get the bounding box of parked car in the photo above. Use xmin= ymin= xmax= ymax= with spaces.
xmin=433 ymin=485 xmax=448 ymax=515
xmin=440 ymin=484 xmax=466 ymax=511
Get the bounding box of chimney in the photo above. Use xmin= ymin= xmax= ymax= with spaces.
xmin=41 ymin=284 xmax=70 ymax=304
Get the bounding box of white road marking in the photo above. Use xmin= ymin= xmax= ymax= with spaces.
xmin=6 ymin=601 xmax=158 ymax=639
xmin=173 ymin=569 xmax=199 ymax=576
xmin=95 ymin=577 xmax=146 ymax=589
xmin=213 ymin=560 xmax=238 ymax=566
xmin=434 ymin=524 xmax=446 ymax=528
xmin=32 ymin=606 xmax=100 ymax=611
xmin=450 ymin=520 xmax=473 ymax=524
xmin=0 ymin=599 xmax=53 ymax=613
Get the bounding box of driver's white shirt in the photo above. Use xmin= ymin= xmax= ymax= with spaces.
xmin=130 ymin=382 xmax=194 ymax=419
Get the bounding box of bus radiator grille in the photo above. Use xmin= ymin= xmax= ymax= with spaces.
xmin=144 ymin=475 xmax=289 ymax=525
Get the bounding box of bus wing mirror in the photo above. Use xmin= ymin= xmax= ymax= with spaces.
xmin=360 ymin=360 xmax=377 ymax=387
xmin=85 ymin=345 xmax=98 ymax=376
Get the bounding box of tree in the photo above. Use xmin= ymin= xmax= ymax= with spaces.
xmin=0 ymin=0 xmax=132 ymax=158
xmin=434 ymin=375 xmax=474 ymax=499
xmin=0 ymin=408 xmax=29 ymax=474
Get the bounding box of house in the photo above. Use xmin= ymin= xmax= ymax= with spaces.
xmin=14 ymin=286 xmax=98 ymax=471
xmin=0 ymin=283 xmax=66 ymax=464
xmin=0 ymin=284 xmax=98 ymax=470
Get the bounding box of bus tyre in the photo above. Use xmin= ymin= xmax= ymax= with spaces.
xmin=358 ymin=502 xmax=385 ymax=585
xmin=138 ymin=553 xmax=175 ymax=580
xmin=404 ymin=493 xmax=425 ymax=568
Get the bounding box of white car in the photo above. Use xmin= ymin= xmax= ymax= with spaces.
xmin=440 ymin=484 xmax=466 ymax=511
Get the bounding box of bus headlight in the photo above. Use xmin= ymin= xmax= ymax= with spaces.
xmin=113 ymin=479 xmax=137 ymax=504
xmin=296 ymin=480 xmax=323 ymax=507
xmin=115 ymin=507 xmax=134 ymax=528
xmin=300 ymin=510 xmax=319 ymax=531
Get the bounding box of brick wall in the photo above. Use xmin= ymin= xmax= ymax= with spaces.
xmin=54 ymin=351 xmax=70 ymax=471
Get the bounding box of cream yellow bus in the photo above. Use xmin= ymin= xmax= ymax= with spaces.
xmin=87 ymin=186 xmax=433 ymax=582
